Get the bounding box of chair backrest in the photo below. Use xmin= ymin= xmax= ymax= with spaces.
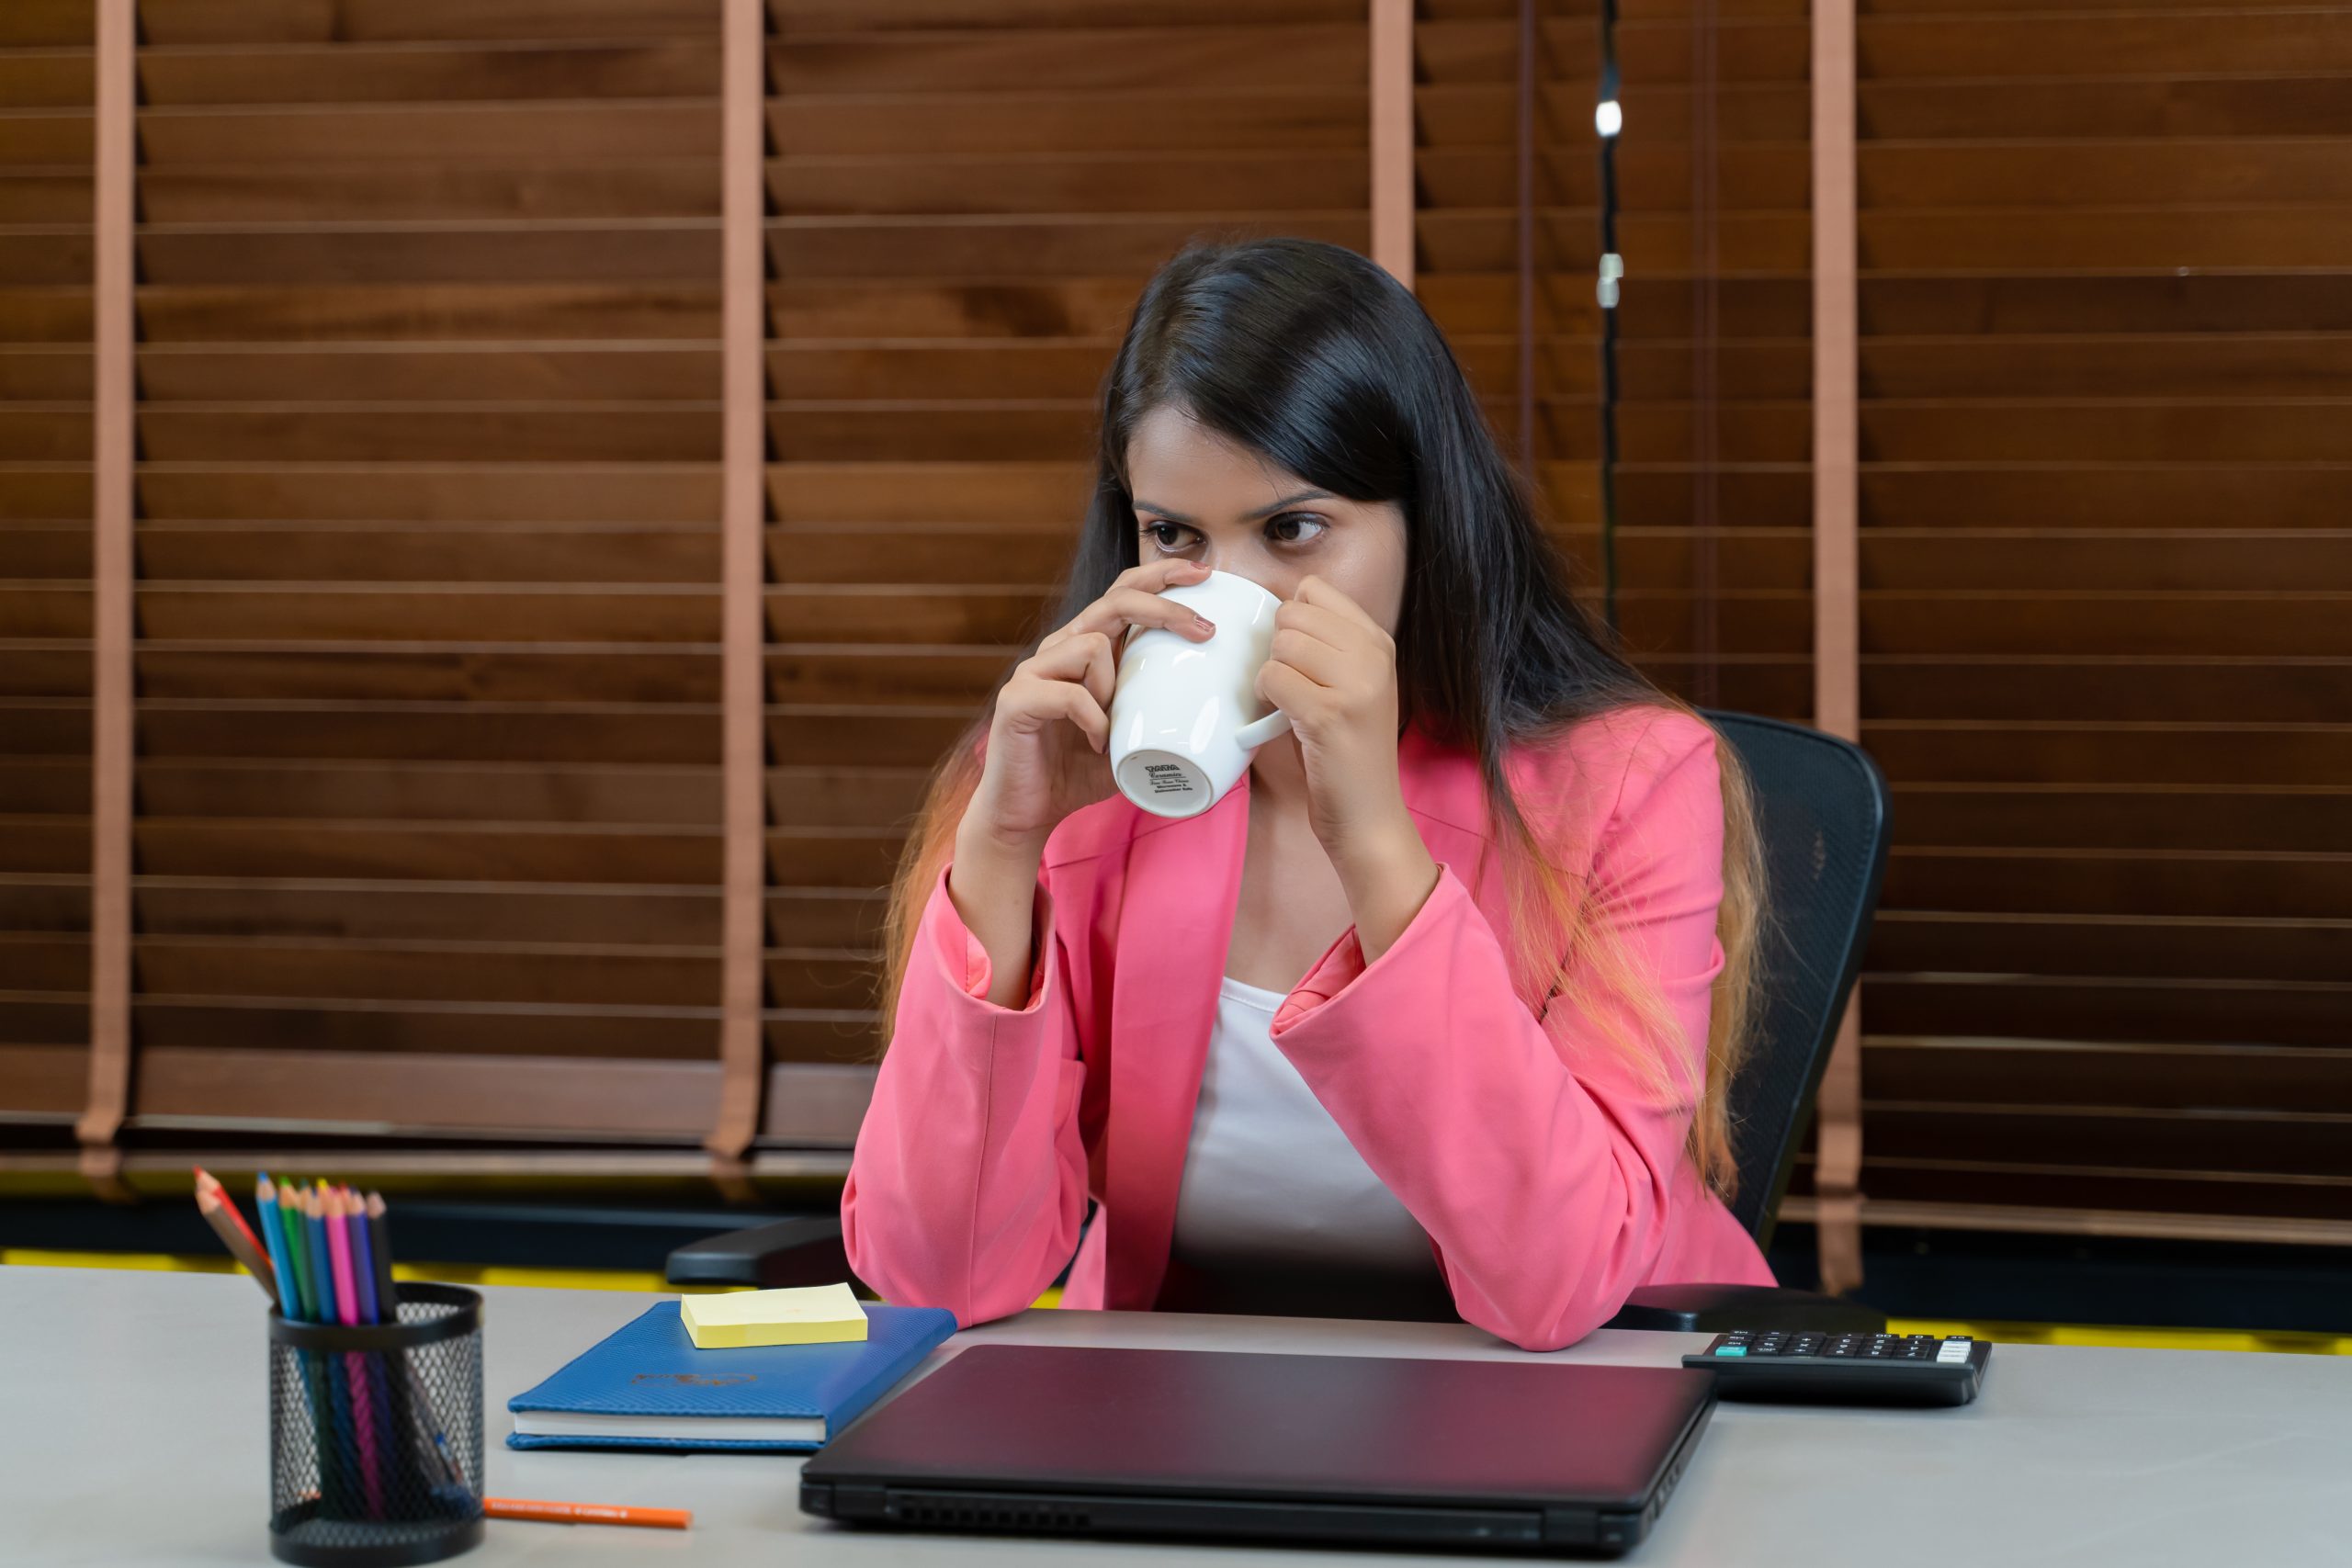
xmin=1697 ymin=710 xmax=1893 ymax=1251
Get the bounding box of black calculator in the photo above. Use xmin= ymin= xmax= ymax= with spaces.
xmin=1681 ymin=1329 xmax=1990 ymax=1405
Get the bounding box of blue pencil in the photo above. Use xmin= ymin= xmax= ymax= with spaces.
xmin=301 ymin=1188 xmax=359 ymax=1517
xmin=255 ymin=1175 xmax=301 ymax=1321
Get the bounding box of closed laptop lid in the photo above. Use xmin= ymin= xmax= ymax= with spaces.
xmin=805 ymin=1346 xmax=1714 ymax=1511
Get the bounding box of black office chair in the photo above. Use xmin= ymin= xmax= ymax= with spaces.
xmin=673 ymin=709 xmax=1894 ymax=1336
xmin=1596 ymin=709 xmax=1893 ymax=1333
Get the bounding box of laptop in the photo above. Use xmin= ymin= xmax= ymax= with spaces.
xmin=800 ymin=1345 xmax=1716 ymax=1556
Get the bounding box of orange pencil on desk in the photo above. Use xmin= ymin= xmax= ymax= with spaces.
xmin=485 ymin=1497 xmax=692 ymax=1530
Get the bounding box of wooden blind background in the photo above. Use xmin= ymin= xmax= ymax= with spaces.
xmin=1780 ymin=0 xmax=2352 ymax=1244
xmin=0 ymin=2 xmax=95 ymax=1131
xmin=2 ymin=0 xmax=2345 ymax=1256
xmin=1415 ymin=0 xmax=1816 ymax=712
xmin=761 ymin=0 xmax=1374 ymax=1148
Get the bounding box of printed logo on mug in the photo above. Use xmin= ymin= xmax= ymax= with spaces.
xmin=1108 ymin=570 xmax=1293 ymax=819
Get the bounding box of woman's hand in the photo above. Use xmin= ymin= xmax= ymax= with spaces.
xmin=962 ymin=558 xmax=1218 ymax=855
xmin=1256 ymin=576 xmax=1439 ymax=962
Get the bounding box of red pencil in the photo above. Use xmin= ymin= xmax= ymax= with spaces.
xmin=194 ymin=1167 xmax=270 ymax=1264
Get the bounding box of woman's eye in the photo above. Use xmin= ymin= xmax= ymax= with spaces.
xmin=1268 ymin=513 xmax=1327 ymax=544
xmin=1142 ymin=522 xmax=1191 ymax=551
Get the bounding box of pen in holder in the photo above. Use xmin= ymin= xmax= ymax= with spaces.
xmin=268 ymin=1282 xmax=486 ymax=1567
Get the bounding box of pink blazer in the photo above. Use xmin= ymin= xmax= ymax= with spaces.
xmin=842 ymin=704 xmax=1776 ymax=1351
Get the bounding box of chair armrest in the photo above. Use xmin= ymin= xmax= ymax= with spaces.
xmin=1601 ymin=1283 xmax=1886 ymax=1334
xmin=664 ymin=1216 xmax=859 ymax=1291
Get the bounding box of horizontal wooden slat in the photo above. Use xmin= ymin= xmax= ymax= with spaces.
xmin=134 ymin=647 xmax=721 ymax=703
xmin=134 ymin=760 xmax=719 ymax=824
xmin=1866 ymin=976 xmax=2352 ymax=1049
xmin=137 ymin=406 xmax=721 ymax=462
xmin=1865 ymin=722 xmax=2352 ymax=784
xmin=141 ymin=163 xmax=719 ymax=223
xmin=140 ymin=0 xmax=720 ymax=48
xmin=134 ymin=524 xmax=719 ymax=582
xmin=1864 ymin=1037 xmax=2352 ymax=1115
xmin=137 ymin=463 xmax=719 ymax=521
xmin=1870 ymin=912 xmax=2352 ymax=985
xmin=0 ymin=1041 xmax=84 ymax=1113
xmin=1859 ymin=466 xmax=2352 ymax=528
xmin=769 ymin=25 xmax=1368 ymax=96
xmin=1857 ymin=13 xmax=2352 ymax=80
xmin=140 ymin=283 xmax=719 ymax=342
xmin=1862 ymin=659 xmax=2352 ymax=722
xmin=137 ymin=102 xmax=717 ymax=165
xmin=1860 ymin=1102 xmax=2352 ymax=1179
xmin=1860 ymin=529 xmax=2352 ymax=591
xmin=1883 ymin=850 xmax=2349 ymax=919
xmin=135 ymin=703 xmax=720 ymax=761
xmin=137 ymin=40 xmax=718 ymax=106
xmin=771 ymin=149 xmax=1370 ymax=217
xmin=1861 ymin=334 xmax=2352 ymax=398
xmin=1883 ymin=784 xmax=2352 ymax=852
xmin=138 ymin=223 xmax=721 ymax=287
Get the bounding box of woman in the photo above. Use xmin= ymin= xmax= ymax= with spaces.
xmin=841 ymin=237 xmax=1776 ymax=1352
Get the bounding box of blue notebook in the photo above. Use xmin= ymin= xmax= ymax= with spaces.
xmin=506 ymin=1300 xmax=957 ymax=1452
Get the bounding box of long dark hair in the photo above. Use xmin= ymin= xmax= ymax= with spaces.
xmin=878 ymin=237 xmax=1765 ymax=1199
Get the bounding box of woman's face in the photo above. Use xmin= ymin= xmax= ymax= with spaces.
xmin=1123 ymin=403 xmax=1408 ymax=637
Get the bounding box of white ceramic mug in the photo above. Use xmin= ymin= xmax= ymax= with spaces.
xmin=1107 ymin=570 xmax=1294 ymax=819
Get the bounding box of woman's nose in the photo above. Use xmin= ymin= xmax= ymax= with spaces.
xmin=1199 ymin=556 xmax=1289 ymax=600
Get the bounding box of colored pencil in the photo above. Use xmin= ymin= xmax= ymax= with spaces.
xmin=326 ymin=1187 xmax=387 ymax=1519
xmin=192 ymin=1170 xmax=277 ymax=1303
xmin=300 ymin=1189 xmax=361 ymax=1517
xmin=341 ymin=1190 xmax=405 ymax=1503
xmin=366 ymin=1190 xmax=465 ymax=1488
xmin=193 ymin=1168 xmax=273 ymax=1278
xmin=277 ymin=1181 xmax=314 ymax=1321
xmin=364 ymin=1192 xmax=397 ymax=1321
xmin=484 ymin=1498 xmax=692 ymax=1530
xmin=254 ymin=1176 xmax=300 ymax=1319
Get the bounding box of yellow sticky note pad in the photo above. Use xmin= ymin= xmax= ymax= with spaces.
xmin=679 ymin=1282 xmax=868 ymax=1349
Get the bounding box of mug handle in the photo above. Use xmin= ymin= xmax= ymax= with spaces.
xmin=1234 ymin=708 xmax=1293 ymax=750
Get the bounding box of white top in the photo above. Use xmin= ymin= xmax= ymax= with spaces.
xmin=1165 ymin=974 xmax=1437 ymax=1273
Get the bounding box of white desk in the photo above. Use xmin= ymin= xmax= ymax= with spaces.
xmin=5 ymin=1266 xmax=2346 ymax=1566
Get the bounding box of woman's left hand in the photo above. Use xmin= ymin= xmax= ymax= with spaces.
xmin=1257 ymin=576 xmax=1441 ymax=963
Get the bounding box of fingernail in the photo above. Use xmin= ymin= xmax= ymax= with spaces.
xmin=1193 ymin=615 xmax=1216 ymax=635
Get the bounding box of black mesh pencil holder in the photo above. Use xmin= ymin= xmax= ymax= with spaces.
xmin=267 ymin=1282 xmax=487 ymax=1567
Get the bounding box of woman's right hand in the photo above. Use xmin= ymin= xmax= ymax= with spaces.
xmin=961 ymin=558 xmax=1221 ymax=853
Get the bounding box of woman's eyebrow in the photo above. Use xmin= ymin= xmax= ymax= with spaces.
xmin=1132 ymin=489 xmax=1337 ymax=525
